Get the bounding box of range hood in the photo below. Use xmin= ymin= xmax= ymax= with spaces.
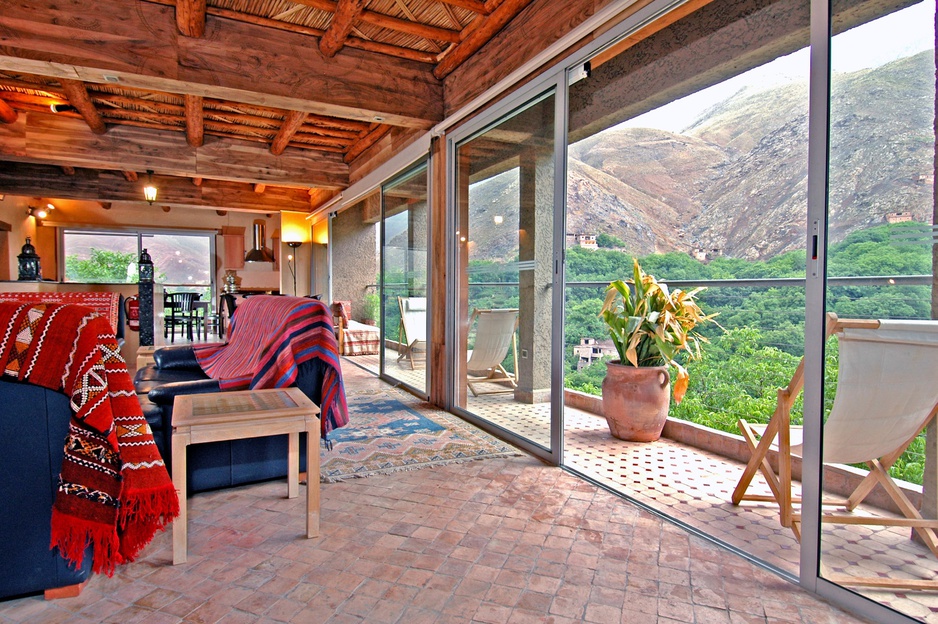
xmin=245 ymin=222 xmax=275 ymax=263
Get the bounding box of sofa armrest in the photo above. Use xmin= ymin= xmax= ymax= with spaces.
xmin=148 ymin=379 xmax=222 ymax=406
xmin=153 ymin=345 xmax=201 ymax=370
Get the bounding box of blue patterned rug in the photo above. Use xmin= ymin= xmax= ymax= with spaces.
xmin=320 ymin=389 xmax=520 ymax=482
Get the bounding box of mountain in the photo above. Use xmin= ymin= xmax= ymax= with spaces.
xmin=469 ymin=50 xmax=935 ymax=263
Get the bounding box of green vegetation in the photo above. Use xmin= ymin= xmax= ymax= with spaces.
xmin=65 ymin=249 xmax=139 ymax=283
xmin=468 ymin=221 xmax=933 ymax=484
xmin=596 ymin=232 xmax=626 ymax=248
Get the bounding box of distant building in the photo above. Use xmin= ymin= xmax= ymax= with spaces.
xmin=886 ymin=211 xmax=913 ymax=224
xmin=577 ymin=234 xmax=597 ymax=249
xmin=573 ymin=337 xmax=617 ymax=370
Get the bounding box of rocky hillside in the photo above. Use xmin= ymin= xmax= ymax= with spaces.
xmin=470 ymin=51 xmax=934 ymax=262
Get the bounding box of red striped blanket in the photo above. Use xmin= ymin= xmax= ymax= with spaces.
xmin=0 ymin=302 xmax=178 ymax=575
xmin=193 ymin=295 xmax=348 ymax=437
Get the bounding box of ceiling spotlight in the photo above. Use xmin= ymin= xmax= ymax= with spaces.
xmin=143 ymin=170 xmax=158 ymax=204
xmin=27 ymin=206 xmax=48 ymax=219
xmin=50 ymin=103 xmax=77 ymax=114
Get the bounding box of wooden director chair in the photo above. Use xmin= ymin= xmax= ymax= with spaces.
xmin=466 ymin=308 xmax=519 ymax=397
xmin=732 ymin=313 xmax=938 ymax=589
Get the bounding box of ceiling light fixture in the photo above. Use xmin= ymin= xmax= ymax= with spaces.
xmin=50 ymin=103 xmax=77 ymax=114
xmin=27 ymin=205 xmax=50 ymax=219
xmin=143 ymin=170 xmax=158 ymax=204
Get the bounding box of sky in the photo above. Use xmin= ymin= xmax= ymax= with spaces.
xmin=615 ymin=0 xmax=935 ymax=133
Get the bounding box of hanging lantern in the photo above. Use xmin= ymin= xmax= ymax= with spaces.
xmin=138 ymin=248 xmax=154 ymax=283
xmin=17 ymin=237 xmax=42 ymax=281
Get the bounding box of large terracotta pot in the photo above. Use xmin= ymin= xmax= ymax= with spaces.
xmin=601 ymin=361 xmax=670 ymax=442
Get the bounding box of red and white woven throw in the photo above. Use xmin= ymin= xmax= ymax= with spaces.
xmin=0 ymin=302 xmax=178 ymax=575
xmin=0 ymin=291 xmax=121 ymax=334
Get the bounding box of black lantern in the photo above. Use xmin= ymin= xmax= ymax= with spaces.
xmin=138 ymin=248 xmax=154 ymax=283
xmin=17 ymin=237 xmax=41 ymax=281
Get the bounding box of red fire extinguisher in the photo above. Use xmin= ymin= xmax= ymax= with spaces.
xmin=125 ymin=295 xmax=140 ymax=332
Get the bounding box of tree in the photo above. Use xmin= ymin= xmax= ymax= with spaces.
xmin=65 ymin=249 xmax=138 ymax=283
xmin=596 ymin=232 xmax=626 ymax=248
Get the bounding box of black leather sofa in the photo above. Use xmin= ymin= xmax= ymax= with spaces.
xmin=135 ymin=345 xmax=328 ymax=493
xmin=0 ymin=377 xmax=93 ymax=600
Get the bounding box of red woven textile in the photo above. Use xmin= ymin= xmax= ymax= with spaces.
xmin=0 ymin=291 xmax=121 ymax=334
xmin=0 ymin=302 xmax=178 ymax=576
xmin=194 ymin=295 xmax=348 ymax=437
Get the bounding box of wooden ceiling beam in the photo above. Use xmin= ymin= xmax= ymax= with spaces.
xmin=58 ymin=79 xmax=107 ymax=135
xmin=271 ymin=110 xmax=311 ymax=155
xmin=0 ymin=99 xmax=16 ymax=124
xmin=320 ymin=0 xmax=368 ymax=58
xmin=344 ymin=125 xmax=393 ymax=164
xmin=0 ymin=162 xmax=316 ymax=212
xmin=439 ymin=0 xmax=490 ymax=13
xmin=290 ymin=0 xmax=461 ymax=43
xmin=155 ymin=1 xmax=439 ymax=64
xmin=0 ymin=0 xmax=442 ymax=128
xmin=176 ymin=0 xmax=207 ymax=37
xmin=122 ymin=170 xmax=138 ymax=182
xmin=185 ymin=94 xmax=204 ymax=147
xmin=0 ymin=112 xmax=348 ymax=189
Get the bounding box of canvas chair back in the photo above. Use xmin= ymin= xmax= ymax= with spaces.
xmin=467 ymin=309 xmax=519 ymax=374
xmin=399 ymin=297 xmax=427 ymax=345
xmin=808 ymin=319 xmax=938 ymax=465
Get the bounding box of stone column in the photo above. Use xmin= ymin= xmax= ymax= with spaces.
xmin=514 ymin=146 xmax=554 ymax=404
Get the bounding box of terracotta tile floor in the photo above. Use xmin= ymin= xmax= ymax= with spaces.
xmin=349 ymin=352 xmax=938 ymax=621
xmin=0 ymin=406 xmax=868 ymax=624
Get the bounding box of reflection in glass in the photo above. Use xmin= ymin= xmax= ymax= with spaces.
xmin=454 ymin=92 xmax=556 ymax=450
xmin=381 ymin=161 xmax=429 ymax=394
xmin=822 ymin=0 xmax=938 ymax=613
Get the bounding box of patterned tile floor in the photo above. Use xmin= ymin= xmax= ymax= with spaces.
xmin=351 ymin=351 xmax=938 ymax=621
xmin=0 ymin=362 xmax=870 ymax=623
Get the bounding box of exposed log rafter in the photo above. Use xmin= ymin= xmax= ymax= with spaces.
xmin=0 ymin=99 xmax=17 ymax=124
xmin=435 ymin=0 xmax=535 ymax=79
xmin=185 ymin=94 xmax=204 ymax=147
xmin=320 ymin=0 xmax=368 ymax=58
xmin=176 ymin=0 xmax=207 ymax=37
xmin=270 ymin=110 xmax=310 ymax=155
xmin=59 ymin=79 xmax=107 ymax=135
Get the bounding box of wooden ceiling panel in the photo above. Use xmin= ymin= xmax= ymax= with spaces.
xmin=0 ymin=0 xmax=542 ymax=212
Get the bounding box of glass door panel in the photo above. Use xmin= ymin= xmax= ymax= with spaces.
xmin=381 ymin=161 xmax=429 ymax=395
xmin=453 ymin=91 xmax=556 ymax=451
xmin=563 ymin=0 xmax=809 ymax=576
xmin=820 ymin=0 xmax=937 ymax=617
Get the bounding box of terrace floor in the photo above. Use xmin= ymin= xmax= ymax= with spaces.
xmin=352 ymin=349 xmax=938 ymax=622
xmin=1 ymin=360 xmax=870 ymax=624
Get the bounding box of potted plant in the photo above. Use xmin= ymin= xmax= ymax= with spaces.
xmin=361 ymin=292 xmax=380 ymax=326
xmin=599 ymin=258 xmax=714 ymax=441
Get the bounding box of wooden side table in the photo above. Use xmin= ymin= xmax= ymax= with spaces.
xmin=171 ymin=387 xmax=320 ymax=565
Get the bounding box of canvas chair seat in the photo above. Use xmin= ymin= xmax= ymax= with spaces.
xmin=397 ymin=296 xmax=427 ymax=369
xmin=466 ymin=308 xmax=519 ymax=397
xmin=732 ymin=313 xmax=938 ymax=590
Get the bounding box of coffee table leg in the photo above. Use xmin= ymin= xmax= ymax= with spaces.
xmin=172 ymin=432 xmax=189 ymax=565
xmin=307 ymin=419 xmax=320 ymax=538
xmin=287 ymin=432 xmax=299 ymax=499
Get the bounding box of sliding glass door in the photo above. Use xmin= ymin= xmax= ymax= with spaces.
xmin=450 ymin=89 xmax=561 ymax=455
xmin=811 ymin=1 xmax=938 ymax=619
xmin=380 ymin=161 xmax=429 ymax=395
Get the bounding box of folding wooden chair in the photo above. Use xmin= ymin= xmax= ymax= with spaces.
xmin=466 ymin=308 xmax=519 ymax=397
xmin=732 ymin=312 xmax=938 ymax=589
xmin=397 ymin=296 xmax=427 ymax=369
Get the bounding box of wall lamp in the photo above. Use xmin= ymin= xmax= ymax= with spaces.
xmin=27 ymin=203 xmax=55 ymax=219
xmin=143 ymin=170 xmax=158 ymax=204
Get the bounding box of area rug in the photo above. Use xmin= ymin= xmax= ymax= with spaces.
xmin=320 ymin=387 xmax=521 ymax=482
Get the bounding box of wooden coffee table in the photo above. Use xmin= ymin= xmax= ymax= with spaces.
xmin=171 ymin=387 xmax=320 ymax=565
